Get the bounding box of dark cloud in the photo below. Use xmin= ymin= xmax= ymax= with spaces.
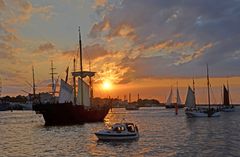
xmin=60 ymin=44 xmax=109 ymax=61
xmin=89 ymin=0 xmax=240 ymax=80
xmin=83 ymin=43 xmax=109 ymax=60
xmin=38 ymin=42 xmax=55 ymax=51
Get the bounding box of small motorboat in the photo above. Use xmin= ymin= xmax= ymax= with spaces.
xmin=95 ymin=123 xmax=139 ymax=141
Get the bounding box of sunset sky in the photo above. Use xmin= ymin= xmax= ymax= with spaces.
xmin=1 ymin=0 xmax=240 ymax=103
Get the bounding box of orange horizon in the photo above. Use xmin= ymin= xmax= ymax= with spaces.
xmin=2 ymin=76 xmax=240 ymax=104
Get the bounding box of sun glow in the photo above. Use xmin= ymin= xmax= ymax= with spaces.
xmin=102 ymin=80 xmax=112 ymax=90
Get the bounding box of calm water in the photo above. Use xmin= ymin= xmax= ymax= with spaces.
xmin=1 ymin=107 xmax=240 ymax=157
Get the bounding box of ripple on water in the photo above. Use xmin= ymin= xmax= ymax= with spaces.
xmin=0 ymin=108 xmax=240 ymax=156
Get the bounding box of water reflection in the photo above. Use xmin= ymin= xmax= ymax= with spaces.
xmin=1 ymin=108 xmax=240 ymax=156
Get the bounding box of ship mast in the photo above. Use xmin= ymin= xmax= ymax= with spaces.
xmin=192 ymin=77 xmax=195 ymax=93
xmin=89 ymin=60 xmax=93 ymax=103
xmin=226 ymin=79 xmax=231 ymax=104
xmin=73 ymin=58 xmax=77 ymax=105
xmin=0 ymin=77 xmax=2 ymax=98
xmin=50 ymin=60 xmax=57 ymax=99
xmin=32 ymin=66 xmax=36 ymax=99
xmin=207 ymin=64 xmax=211 ymax=110
xmin=79 ymin=27 xmax=84 ymax=106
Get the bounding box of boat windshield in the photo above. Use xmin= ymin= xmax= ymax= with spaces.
xmin=113 ymin=125 xmax=125 ymax=132
xmin=126 ymin=124 xmax=135 ymax=132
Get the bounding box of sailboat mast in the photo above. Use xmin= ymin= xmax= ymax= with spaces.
xmin=0 ymin=78 xmax=2 ymax=97
xmin=32 ymin=66 xmax=36 ymax=98
xmin=207 ymin=64 xmax=211 ymax=110
xmin=176 ymin=81 xmax=178 ymax=103
xmin=192 ymin=77 xmax=195 ymax=93
xmin=73 ymin=58 xmax=77 ymax=105
xmin=89 ymin=60 xmax=93 ymax=102
xmin=227 ymin=80 xmax=231 ymax=104
xmin=50 ymin=60 xmax=57 ymax=98
xmin=79 ymin=27 xmax=84 ymax=106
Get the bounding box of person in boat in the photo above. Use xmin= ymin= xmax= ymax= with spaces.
xmin=113 ymin=125 xmax=125 ymax=133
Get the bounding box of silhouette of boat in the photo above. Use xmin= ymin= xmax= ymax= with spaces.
xmin=125 ymin=102 xmax=139 ymax=110
xmin=0 ymin=79 xmax=10 ymax=111
xmin=185 ymin=65 xmax=220 ymax=118
xmin=33 ymin=27 xmax=110 ymax=125
xmin=221 ymin=85 xmax=234 ymax=112
xmin=95 ymin=122 xmax=139 ymax=141
xmin=0 ymin=101 xmax=10 ymax=111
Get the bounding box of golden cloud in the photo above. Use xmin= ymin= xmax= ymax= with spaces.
xmin=0 ymin=0 xmax=53 ymax=62
xmin=94 ymin=0 xmax=107 ymax=7
xmin=107 ymin=24 xmax=137 ymax=41
xmin=175 ymin=43 xmax=213 ymax=65
xmin=0 ymin=0 xmax=5 ymax=10
xmin=83 ymin=43 xmax=109 ymax=60
xmin=89 ymin=18 xmax=110 ymax=38
xmin=148 ymin=40 xmax=194 ymax=53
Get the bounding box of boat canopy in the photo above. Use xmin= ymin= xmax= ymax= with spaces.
xmin=72 ymin=71 xmax=95 ymax=78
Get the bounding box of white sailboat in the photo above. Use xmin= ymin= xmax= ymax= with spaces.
xmin=185 ymin=86 xmax=207 ymax=117
xmin=165 ymin=88 xmax=174 ymax=108
xmin=165 ymin=87 xmax=184 ymax=108
xmin=176 ymin=88 xmax=182 ymax=107
xmin=185 ymin=65 xmax=220 ymax=118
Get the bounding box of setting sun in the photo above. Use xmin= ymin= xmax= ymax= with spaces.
xmin=102 ymin=80 xmax=112 ymax=90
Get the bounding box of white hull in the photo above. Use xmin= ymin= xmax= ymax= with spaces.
xmin=95 ymin=133 xmax=139 ymax=140
xmin=185 ymin=110 xmax=220 ymax=118
xmin=222 ymin=108 xmax=234 ymax=112
xmin=221 ymin=106 xmax=234 ymax=112
xmin=95 ymin=122 xmax=139 ymax=141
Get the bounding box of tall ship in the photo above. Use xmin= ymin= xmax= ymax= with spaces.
xmin=33 ymin=27 xmax=110 ymax=125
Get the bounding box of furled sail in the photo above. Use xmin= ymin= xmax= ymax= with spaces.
xmin=77 ymin=78 xmax=90 ymax=106
xmin=166 ymin=88 xmax=173 ymax=106
xmin=59 ymin=79 xmax=73 ymax=103
xmin=185 ymin=86 xmax=196 ymax=108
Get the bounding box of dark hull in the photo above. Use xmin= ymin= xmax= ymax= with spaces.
xmin=0 ymin=103 xmax=10 ymax=111
xmin=33 ymin=102 xmax=110 ymax=125
xmin=165 ymin=104 xmax=185 ymax=109
xmin=125 ymin=106 xmax=139 ymax=110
